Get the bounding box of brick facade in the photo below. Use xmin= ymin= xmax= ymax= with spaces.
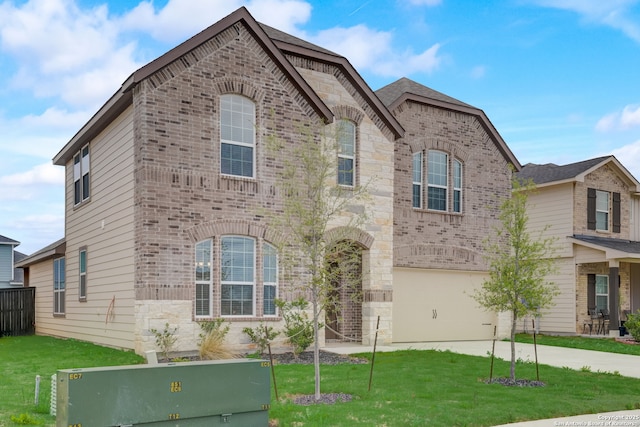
xmin=392 ymin=103 xmax=512 ymax=271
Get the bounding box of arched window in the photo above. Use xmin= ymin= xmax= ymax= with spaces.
xmin=427 ymin=151 xmax=448 ymax=211
xmin=221 ymin=236 xmax=255 ymax=316
xmin=220 ymin=94 xmax=255 ymax=178
xmin=263 ymin=243 xmax=278 ymax=316
xmin=414 ymin=150 xmax=463 ymax=213
xmin=337 ymin=120 xmax=356 ymax=186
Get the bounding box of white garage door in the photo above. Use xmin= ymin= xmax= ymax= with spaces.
xmin=393 ymin=268 xmax=496 ymax=342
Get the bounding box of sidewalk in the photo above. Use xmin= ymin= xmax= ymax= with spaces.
xmin=323 ymin=340 xmax=640 ymax=426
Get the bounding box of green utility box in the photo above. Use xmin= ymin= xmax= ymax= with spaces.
xmin=56 ymin=359 xmax=270 ymax=426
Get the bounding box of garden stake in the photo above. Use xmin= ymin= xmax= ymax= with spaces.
xmin=266 ymin=325 xmax=279 ymax=401
xmin=532 ymin=319 xmax=540 ymax=381
xmin=489 ymin=326 xmax=496 ymax=381
xmin=368 ymin=316 xmax=380 ymax=391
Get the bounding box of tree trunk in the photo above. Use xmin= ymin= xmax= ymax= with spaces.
xmin=313 ymin=296 xmax=321 ymax=401
xmin=510 ymin=309 xmax=517 ymax=381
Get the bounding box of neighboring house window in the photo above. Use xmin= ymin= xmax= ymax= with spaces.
xmin=220 ymin=94 xmax=255 ymax=178
xmin=263 ymin=243 xmax=277 ymax=316
xmin=73 ymin=145 xmax=90 ymax=205
xmin=221 ymin=236 xmax=255 ymax=316
xmin=595 ymin=275 xmax=609 ymax=312
xmin=412 ymin=152 xmax=423 ymax=209
xmin=427 ymin=151 xmax=448 ymax=211
xmin=587 ymin=188 xmax=620 ymax=233
xmin=195 ymin=240 xmax=212 ymax=318
xmin=54 ymin=257 xmax=65 ymax=315
xmin=453 ymin=159 xmax=462 ymax=213
xmin=596 ymin=190 xmax=609 ymax=231
xmin=337 ymin=120 xmax=356 ymax=187
xmin=79 ymin=248 xmax=87 ymax=301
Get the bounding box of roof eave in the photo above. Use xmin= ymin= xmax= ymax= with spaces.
xmin=273 ymin=40 xmax=405 ymax=140
xmin=390 ymin=93 xmax=520 ymax=170
xmin=15 ymin=240 xmax=66 ymax=268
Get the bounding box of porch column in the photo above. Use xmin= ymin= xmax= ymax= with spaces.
xmin=609 ymin=262 xmax=619 ymax=333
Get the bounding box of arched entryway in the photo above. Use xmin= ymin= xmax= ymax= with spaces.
xmin=325 ymin=241 xmax=363 ymax=343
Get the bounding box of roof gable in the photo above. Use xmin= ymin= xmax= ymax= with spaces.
xmin=518 ymin=155 xmax=640 ymax=191
xmin=54 ymin=7 xmax=333 ymax=166
xmin=376 ymin=77 xmax=520 ymax=169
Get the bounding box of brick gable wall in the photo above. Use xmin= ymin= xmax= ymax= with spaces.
xmin=392 ymin=101 xmax=512 ymax=271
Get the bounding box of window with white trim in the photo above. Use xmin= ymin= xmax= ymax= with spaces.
xmin=73 ymin=145 xmax=90 ymax=205
xmin=195 ymin=240 xmax=212 ymax=318
xmin=79 ymin=248 xmax=87 ymax=301
xmin=220 ymin=95 xmax=255 ymax=178
xmin=263 ymin=243 xmax=278 ymax=316
xmin=596 ymin=190 xmax=609 ymax=231
xmin=427 ymin=151 xmax=448 ymax=211
xmin=412 ymin=152 xmax=423 ymax=209
xmin=221 ymin=236 xmax=255 ymax=316
xmin=595 ymin=274 xmax=609 ymax=312
xmin=54 ymin=257 xmax=65 ymax=315
xmin=337 ymin=120 xmax=356 ymax=187
xmin=453 ymin=159 xmax=462 ymax=213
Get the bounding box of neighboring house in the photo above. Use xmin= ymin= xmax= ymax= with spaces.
xmin=376 ymin=78 xmax=520 ymax=341
xmin=0 ymin=235 xmax=26 ymax=288
xmin=517 ymin=156 xmax=640 ymax=335
xmin=17 ymin=7 xmax=519 ymax=355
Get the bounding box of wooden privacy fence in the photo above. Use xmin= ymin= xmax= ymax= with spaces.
xmin=0 ymin=287 xmax=36 ymax=336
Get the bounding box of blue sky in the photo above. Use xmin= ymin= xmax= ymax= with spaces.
xmin=1 ymin=0 xmax=639 ymax=254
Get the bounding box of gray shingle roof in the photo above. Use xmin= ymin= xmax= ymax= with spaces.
xmin=0 ymin=235 xmax=19 ymax=245
xmin=571 ymin=234 xmax=640 ymax=255
xmin=516 ymin=156 xmax=612 ymax=185
xmin=259 ymin=23 xmax=339 ymax=57
xmin=375 ymin=77 xmax=474 ymax=109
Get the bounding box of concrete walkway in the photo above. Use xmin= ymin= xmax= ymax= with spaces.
xmin=323 ymin=340 xmax=640 ymax=427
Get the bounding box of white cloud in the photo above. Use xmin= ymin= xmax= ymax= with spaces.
xmin=531 ymin=0 xmax=640 ymax=42
xmin=610 ymin=138 xmax=640 ymax=178
xmin=120 ymin=0 xmax=311 ymax=43
xmin=470 ymin=65 xmax=487 ymax=79
xmin=310 ymin=25 xmax=442 ymax=76
xmin=0 ymin=162 xmax=64 ymax=187
xmin=596 ymin=105 xmax=640 ymax=132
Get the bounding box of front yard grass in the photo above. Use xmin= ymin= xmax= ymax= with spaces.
xmin=1 ymin=335 xmax=640 ymax=426
xmin=514 ymin=333 xmax=640 ymax=356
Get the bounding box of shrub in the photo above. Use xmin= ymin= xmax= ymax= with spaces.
xmin=150 ymin=323 xmax=178 ymax=360
xmin=625 ymin=310 xmax=640 ymax=342
xmin=198 ymin=319 xmax=234 ymax=360
xmin=276 ymin=298 xmax=317 ymax=356
xmin=242 ymin=323 xmax=279 ymax=354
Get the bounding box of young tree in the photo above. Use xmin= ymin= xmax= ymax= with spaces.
xmin=473 ymin=177 xmax=559 ymax=381
xmin=267 ymin=120 xmax=370 ymax=401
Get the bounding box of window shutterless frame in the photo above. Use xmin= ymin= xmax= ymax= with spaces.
xmin=220 ymin=95 xmax=255 ymax=178
xmin=79 ymin=248 xmax=87 ymax=301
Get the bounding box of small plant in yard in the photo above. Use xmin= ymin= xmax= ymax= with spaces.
xmin=198 ymin=319 xmax=234 ymax=360
xmin=625 ymin=310 xmax=640 ymax=342
xmin=10 ymin=413 xmax=41 ymax=425
xmin=242 ymin=322 xmax=279 ymax=354
xmin=150 ymin=322 xmax=178 ymax=360
xmin=276 ymin=298 xmax=316 ymax=357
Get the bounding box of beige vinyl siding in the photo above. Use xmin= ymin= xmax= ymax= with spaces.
xmin=63 ymin=105 xmax=136 ymax=350
xmin=535 ymin=258 xmax=576 ymax=333
xmin=527 ymin=183 xmax=574 ymax=257
xmin=630 ymin=196 xmax=640 ymax=241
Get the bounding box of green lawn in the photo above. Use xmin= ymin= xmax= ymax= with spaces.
xmin=513 ymin=333 xmax=640 ymax=355
xmin=1 ymin=335 xmax=639 ymax=426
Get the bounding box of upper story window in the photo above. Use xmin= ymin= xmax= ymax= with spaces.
xmin=412 ymin=152 xmax=423 ymax=208
xmin=427 ymin=151 xmax=448 ymax=211
xmin=587 ymin=188 xmax=620 ymax=233
xmin=73 ymin=145 xmax=90 ymax=205
xmin=453 ymin=160 xmax=462 ymax=213
xmin=596 ymin=190 xmax=609 ymax=231
xmin=220 ymin=94 xmax=255 ymax=178
xmin=337 ymin=120 xmax=356 ymax=187
xmin=53 ymin=257 xmax=65 ymax=315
